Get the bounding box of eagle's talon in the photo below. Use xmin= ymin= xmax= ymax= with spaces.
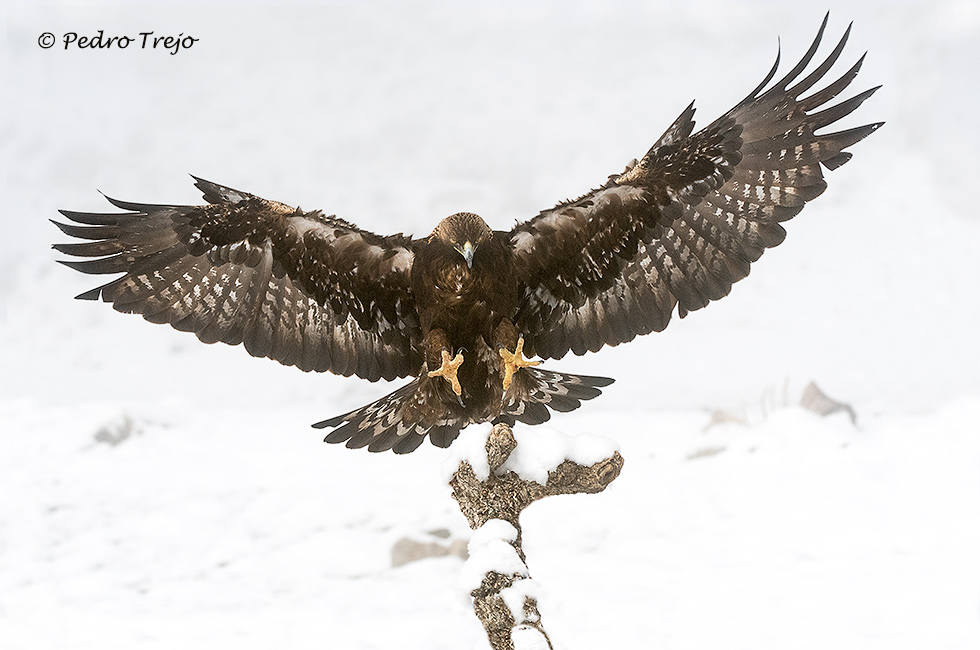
xmin=499 ymin=336 xmax=541 ymax=392
xmin=428 ymin=350 xmax=464 ymax=396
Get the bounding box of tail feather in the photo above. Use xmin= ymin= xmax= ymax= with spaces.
xmin=314 ymin=367 xmax=613 ymax=454
xmin=500 ymin=367 xmax=613 ymax=425
xmin=313 ymin=380 xmax=463 ymax=454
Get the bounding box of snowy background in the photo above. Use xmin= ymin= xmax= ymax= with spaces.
xmin=2 ymin=1 xmax=979 ymax=648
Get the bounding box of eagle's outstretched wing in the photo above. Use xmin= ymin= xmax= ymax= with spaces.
xmin=511 ymin=16 xmax=882 ymax=360
xmin=53 ymin=176 xmax=421 ymax=381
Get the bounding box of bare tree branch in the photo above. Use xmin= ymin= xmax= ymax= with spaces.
xmin=450 ymin=423 xmax=624 ymax=649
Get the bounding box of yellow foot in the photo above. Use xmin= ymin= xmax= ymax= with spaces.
xmin=499 ymin=336 xmax=541 ymax=391
xmin=427 ymin=350 xmax=464 ymax=396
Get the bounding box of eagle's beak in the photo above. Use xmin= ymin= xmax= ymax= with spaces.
xmin=459 ymin=241 xmax=475 ymax=269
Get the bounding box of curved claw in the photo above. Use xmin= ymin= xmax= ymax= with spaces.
xmin=428 ymin=349 xmax=464 ymax=396
xmin=499 ymin=336 xmax=541 ymax=391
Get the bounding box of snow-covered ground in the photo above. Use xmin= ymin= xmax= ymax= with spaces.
xmin=3 ymin=2 xmax=979 ymax=648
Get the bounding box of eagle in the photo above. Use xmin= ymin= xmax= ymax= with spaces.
xmin=54 ymin=17 xmax=880 ymax=454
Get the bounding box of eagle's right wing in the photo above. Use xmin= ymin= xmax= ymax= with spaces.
xmin=53 ymin=176 xmax=421 ymax=381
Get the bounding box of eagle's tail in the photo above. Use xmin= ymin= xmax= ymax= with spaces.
xmin=313 ymin=368 xmax=613 ymax=454
xmin=498 ymin=367 xmax=614 ymax=426
xmin=312 ymin=380 xmax=463 ymax=454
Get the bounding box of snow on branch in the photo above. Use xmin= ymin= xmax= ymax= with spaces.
xmin=449 ymin=423 xmax=624 ymax=650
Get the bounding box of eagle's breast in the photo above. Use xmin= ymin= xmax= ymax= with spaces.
xmin=427 ymin=256 xmax=492 ymax=334
xmin=435 ymin=263 xmax=470 ymax=302
xmin=412 ymin=232 xmax=518 ymax=346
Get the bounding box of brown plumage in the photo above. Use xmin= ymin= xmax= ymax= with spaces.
xmin=54 ymin=16 xmax=881 ymax=453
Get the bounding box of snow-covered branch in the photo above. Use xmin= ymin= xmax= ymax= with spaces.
xmin=449 ymin=423 xmax=624 ymax=650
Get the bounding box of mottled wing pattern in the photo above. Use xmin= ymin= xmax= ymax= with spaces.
xmin=511 ymin=16 xmax=882 ymax=359
xmin=53 ymin=177 xmax=421 ymax=381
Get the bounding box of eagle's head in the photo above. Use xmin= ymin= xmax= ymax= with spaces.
xmin=430 ymin=212 xmax=493 ymax=269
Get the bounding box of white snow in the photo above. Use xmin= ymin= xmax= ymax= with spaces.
xmin=511 ymin=624 xmax=551 ymax=650
xmin=445 ymin=423 xmax=618 ymax=484
xmin=445 ymin=422 xmax=495 ymax=481
xmin=3 ymin=2 xmax=980 ymax=650
xmin=499 ymin=579 xmax=543 ymax=624
xmin=499 ymin=426 xmax=619 ymax=485
xmin=460 ymin=519 xmax=527 ymax=594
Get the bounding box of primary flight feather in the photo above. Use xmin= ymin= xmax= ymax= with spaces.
xmin=54 ymin=16 xmax=881 ymax=453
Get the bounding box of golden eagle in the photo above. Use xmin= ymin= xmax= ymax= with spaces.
xmin=54 ymin=18 xmax=880 ymax=453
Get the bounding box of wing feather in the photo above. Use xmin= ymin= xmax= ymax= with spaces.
xmin=54 ymin=177 xmax=421 ymax=380
xmin=513 ymin=16 xmax=881 ymax=358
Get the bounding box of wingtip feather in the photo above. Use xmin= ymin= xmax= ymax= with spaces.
xmin=74 ymin=286 xmax=103 ymax=301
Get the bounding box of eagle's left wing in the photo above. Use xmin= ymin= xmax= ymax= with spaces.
xmin=511 ymin=17 xmax=882 ymax=360
xmin=54 ymin=177 xmax=422 ymax=381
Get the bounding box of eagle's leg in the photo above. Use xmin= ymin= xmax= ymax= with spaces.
xmin=494 ymin=319 xmax=541 ymax=392
xmin=424 ymin=329 xmax=464 ymax=397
